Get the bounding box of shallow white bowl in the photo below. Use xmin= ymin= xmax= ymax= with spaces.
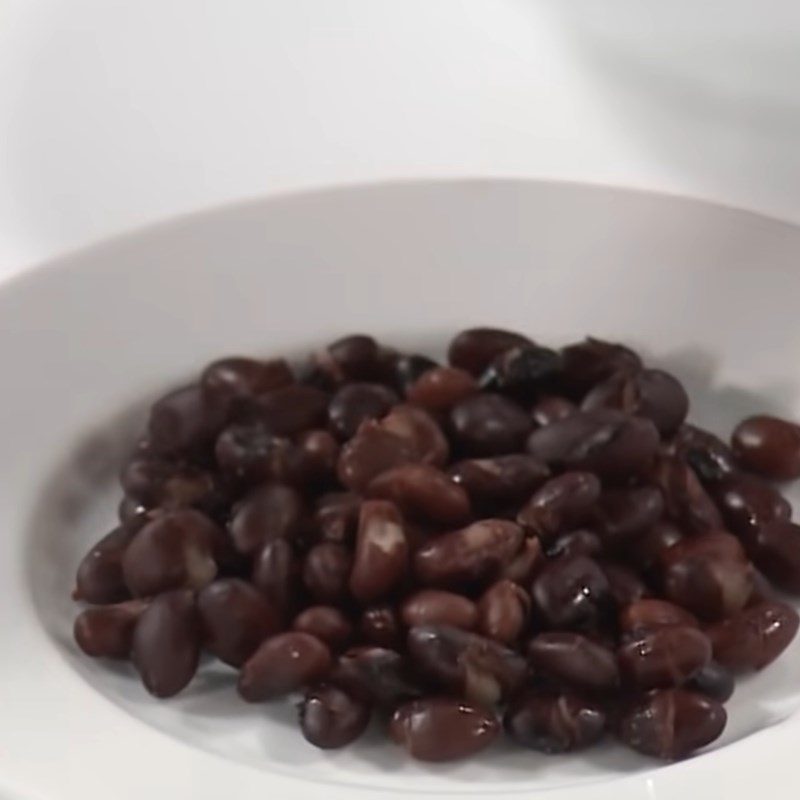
xmin=3 ymin=179 xmax=800 ymax=800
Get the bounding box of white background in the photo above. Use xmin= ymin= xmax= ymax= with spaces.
xmin=3 ymin=0 xmax=800 ymax=274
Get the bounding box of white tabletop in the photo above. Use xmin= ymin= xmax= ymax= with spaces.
xmin=3 ymin=0 xmax=800 ymax=275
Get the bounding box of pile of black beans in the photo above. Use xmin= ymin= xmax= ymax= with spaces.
xmin=73 ymin=329 xmax=800 ymax=763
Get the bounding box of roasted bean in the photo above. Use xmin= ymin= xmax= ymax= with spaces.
xmin=359 ymin=605 xmax=403 ymax=649
xmin=617 ymin=689 xmax=726 ymax=759
xmin=337 ymin=421 xmax=417 ymax=492
xmin=732 ymin=415 xmax=800 ymax=480
xmin=711 ymin=472 xmax=791 ymax=539
xmin=601 ymin=561 xmax=647 ymax=607
xmin=744 ymin=519 xmax=800 ymax=593
xmin=517 ymin=472 xmax=601 ymax=540
xmin=251 ymin=538 xmax=296 ymax=619
xmin=619 ymin=599 xmax=698 ymax=636
xmin=650 ymin=455 xmax=722 ymax=534
xmin=531 ymin=556 xmax=611 ymax=630
xmin=401 ymin=590 xmax=477 ymax=630
xmin=628 ymin=521 xmax=683 ymax=576
xmin=328 ymin=383 xmax=398 ymax=440
xmin=132 ymin=589 xmax=200 ymax=698
xmin=299 ymin=684 xmax=371 ymax=749
xmin=229 ymin=484 xmax=304 ymax=555
xmin=672 ymin=424 xmax=736 ymax=483
xmin=349 ymin=500 xmax=408 ymax=602
xmin=547 ymin=529 xmax=603 ymax=560
xmin=559 ymin=338 xmax=642 ymax=397
xmin=391 ymin=697 xmax=500 ymax=762
xmin=706 ymin=601 xmax=799 ymax=671
xmin=528 ymin=632 xmax=619 ymax=690
xmin=686 ymin=661 xmax=735 ymax=702
xmin=527 ymin=410 xmax=659 ymax=483
xmin=198 ymin=578 xmax=281 ymax=667
xmin=448 ymin=455 xmax=549 ymax=508
xmin=392 ymin=353 xmax=439 ymax=393
xmin=661 ymin=532 xmax=752 ymax=621
xmin=406 ymin=366 xmax=477 ymax=411
xmin=450 ymin=393 xmax=531 ymax=456
xmin=74 ymin=526 xmax=137 ymax=604
xmin=74 ymin=600 xmax=148 ymax=659
xmin=238 ymin=632 xmax=332 ymax=701
xmin=330 ymin=646 xmax=420 ymax=706
xmin=293 ymin=606 xmax=354 ymax=650
xmin=481 ymin=345 xmax=562 ymax=400
xmin=313 ymin=492 xmax=360 ymax=544
xmin=531 ymin=395 xmax=578 ymax=428
xmin=122 ymin=509 xmax=219 ymax=596
xmin=414 ymin=519 xmax=524 ymax=588
xmin=618 ymin=626 xmax=711 ymax=688
xmin=367 ymin=465 xmax=470 ymax=525
xmin=253 ymin=385 xmax=329 ymax=436
xmin=592 ymin=487 xmax=664 ymax=547
xmin=504 ymin=691 xmax=606 ymax=753
xmin=448 ymin=327 xmax=533 ymax=376
xmin=477 ymin=580 xmax=530 ymax=644
xmin=380 ymin=404 xmax=449 ymax=466
xmin=407 ymin=625 xmax=527 ymax=705
xmin=303 ymin=542 xmax=352 ymax=604
xmin=201 ymin=357 xmax=293 ymax=402
xmin=581 ymin=369 xmax=689 ymax=436
xmin=148 ymin=385 xmax=227 ymax=457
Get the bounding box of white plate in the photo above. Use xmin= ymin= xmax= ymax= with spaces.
xmin=3 ymin=179 xmax=800 ymax=800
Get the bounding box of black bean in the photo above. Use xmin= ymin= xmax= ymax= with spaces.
xmin=686 ymin=661 xmax=735 ymax=703
xmin=618 ymin=626 xmax=711 ymax=689
xmin=402 ymin=590 xmax=478 ymax=631
xmin=531 ymin=395 xmax=578 ymax=428
xmin=448 ymin=455 xmax=550 ymax=508
xmin=448 ymin=327 xmax=533 ymax=376
xmin=293 ymin=606 xmax=354 ymax=650
xmin=148 ymin=385 xmax=226 ymax=457
xmin=359 ymin=605 xmax=403 ymax=649
xmin=711 ymin=472 xmax=791 ymax=539
xmin=450 ymin=394 xmax=531 ymax=456
xmin=251 ymin=538 xmax=296 ymax=620
xmin=558 ymin=338 xmax=642 ymax=397
xmin=592 ymin=487 xmax=664 ymax=548
xmin=303 ymin=542 xmax=353 ymax=604
xmin=328 ymin=383 xmax=398 ymax=440
xmin=744 ymin=519 xmax=800 ymax=593
xmin=650 ymin=455 xmax=723 ymax=534
xmin=74 ymin=526 xmax=137 ymax=604
xmin=74 ymin=600 xmax=148 ymax=659
xmin=481 ymin=345 xmax=562 ymax=400
xmin=476 ymin=580 xmax=530 ymax=644
xmin=392 ymin=354 xmax=440 ymax=393
xmin=407 ymin=367 xmax=478 ymax=411
xmin=528 ymin=632 xmax=619 ymax=690
xmin=517 ymin=472 xmax=601 ymax=540
xmin=229 ymin=484 xmax=304 ymax=555
xmin=619 ymin=599 xmax=698 ymax=636
xmin=330 ymin=646 xmax=421 ymax=706
xmin=300 ymin=684 xmax=371 ymax=749
xmin=253 ymin=385 xmax=329 ymax=436
xmin=201 ymin=357 xmax=293 ymax=403
xmin=732 ymin=415 xmax=800 ymax=480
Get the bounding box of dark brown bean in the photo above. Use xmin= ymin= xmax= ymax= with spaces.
xmin=238 ymin=632 xmax=332 ymax=701
xmin=732 ymin=415 xmax=800 ymax=480
xmin=686 ymin=661 xmax=735 ymax=702
xmin=293 ymin=606 xmax=354 ymax=650
xmin=120 ymin=458 xmax=219 ymax=511
xmin=547 ymin=529 xmax=603 ymax=560
xmin=481 ymin=345 xmax=562 ymax=401
xmin=367 ymin=465 xmax=471 ymax=525
xmin=448 ymin=455 xmax=549 ymax=508
xmin=148 ymin=385 xmax=226 ymax=457
xmin=336 ymin=421 xmax=417 ymax=492
xmin=744 ymin=519 xmax=800 ymax=593
xmin=531 ymin=395 xmax=578 ymax=428
xmin=390 ymin=697 xmax=500 ymax=762
xmin=528 ymin=632 xmax=619 ymax=690
xmin=198 ymin=579 xmax=281 ymax=667
xmin=132 ymin=589 xmax=200 ymax=698
xmin=516 ymin=472 xmax=601 ymax=540
xmin=330 ymin=646 xmax=421 ymax=706
xmin=349 ymin=500 xmax=408 ymax=602
xmin=295 ymin=429 xmax=340 ymax=483
xmin=618 ymin=689 xmax=726 ymax=759
xmin=450 ymin=393 xmax=531 ymax=456
xmin=407 ymin=366 xmax=477 ymax=411
xmin=660 ymin=532 xmax=752 ymax=621
xmin=299 ymin=684 xmax=371 ymax=749
xmin=229 ymin=484 xmax=304 ymax=555
xmin=559 ymin=337 xmax=642 ymax=397
xmin=407 ymin=625 xmax=527 ymax=705
xmin=303 ymin=542 xmax=352 ymax=604
xmin=359 ymin=605 xmax=403 ymax=649
xmin=581 ymin=369 xmax=689 ymax=436
xmin=601 ymin=561 xmax=648 ymax=607
xmin=501 ymin=536 xmax=544 ymax=585
xmin=251 ymin=538 xmax=296 ymax=619
xmin=122 ymin=509 xmax=219 ymax=596
xmin=448 ymin=327 xmax=533 ymax=376
xmin=527 ymin=409 xmax=659 ymax=483
xmin=74 ymin=526 xmax=137 ymax=604
xmin=313 ymin=492 xmax=360 ymax=544
xmin=706 ymin=601 xmax=799 ymax=671
xmin=650 ymin=455 xmax=723 ymax=534
xmin=392 ymin=353 xmax=439 ymax=393
xmin=531 ymin=556 xmax=611 ymax=630
xmin=401 ymin=590 xmax=477 ymax=630
xmin=380 ymin=404 xmax=450 ymax=466
xmin=618 ymin=626 xmax=711 ymax=689
xmin=592 ymin=487 xmax=664 ymax=548
xmin=711 ymin=472 xmax=791 ymax=539
xmin=326 ymin=334 xmax=383 ymax=381
xmin=201 ymin=357 xmax=293 ymax=402
xmin=619 ymin=599 xmax=698 ymax=636
xmin=628 ymin=521 xmax=683 ymax=576
xmin=504 ymin=691 xmax=606 ymax=753
xmin=214 ymin=423 xmax=293 ymax=484
xmin=253 ymin=385 xmax=329 ymax=436
xmin=328 ymin=383 xmax=398 ymax=440
xmin=477 ymin=580 xmax=530 ymax=644
xmin=74 ymin=600 xmax=148 ymax=659
xmin=414 ymin=519 xmax=524 ymax=588
xmin=672 ymin=424 xmax=736 ymax=483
